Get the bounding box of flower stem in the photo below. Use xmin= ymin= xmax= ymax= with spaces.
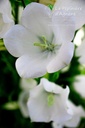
xmin=0 ymin=47 xmax=6 ymax=51
xmin=0 ymin=40 xmax=6 ymax=51
xmin=21 ymin=0 xmax=25 ymax=8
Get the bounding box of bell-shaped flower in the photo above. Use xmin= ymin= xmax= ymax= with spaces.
xmin=27 ymin=78 xmax=73 ymax=123
xmin=4 ymin=2 xmax=74 ymax=78
xmin=72 ymin=75 xmax=85 ymax=98
xmin=52 ymin=100 xmax=85 ymax=128
xmin=18 ymin=78 xmax=37 ymax=118
xmin=0 ymin=0 xmax=14 ymax=38
xmin=53 ymin=0 xmax=85 ymax=30
xmin=76 ymin=39 xmax=85 ymax=65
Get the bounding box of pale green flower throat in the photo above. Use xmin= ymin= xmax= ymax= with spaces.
xmin=47 ymin=93 xmax=55 ymax=106
xmin=34 ymin=36 xmax=56 ymax=51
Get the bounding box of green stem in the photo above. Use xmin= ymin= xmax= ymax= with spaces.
xmin=21 ymin=0 xmax=25 ymax=8
xmin=0 ymin=47 xmax=6 ymax=51
xmin=12 ymin=1 xmax=19 ymax=24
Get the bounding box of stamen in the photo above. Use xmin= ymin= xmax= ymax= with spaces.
xmin=34 ymin=35 xmax=56 ymax=51
xmin=34 ymin=42 xmax=48 ymax=50
xmin=41 ymin=36 xmax=47 ymax=45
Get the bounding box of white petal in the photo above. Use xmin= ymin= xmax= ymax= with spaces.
xmin=64 ymin=101 xmax=85 ymax=127
xmin=51 ymin=87 xmax=72 ymax=123
xmin=73 ymin=75 xmax=85 ymax=98
xmin=18 ymin=78 xmax=37 ymax=117
xmin=0 ymin=14 xmax=14 ymax=38
xmin=21 ymin=2 xmax=53 ymax=41
xmin=78 ymin=55 xmax=85 ymax=65
xmin=27 ymin=85 xmax=50 ymax=122
xmin=20 ymin=78 xmax=37 ymax=91
xmin=52 ymin=101 xmax=85 ymax=128
xmin=47 ymin=42 xmax=74 ymax=73
xmin=52 ymin=10 xmax=75 ymax=43
xmin=0 ymin=0 xmax=12 ymax=17
xmin=76 ymin=39 xmax=85 ymax=56
xmin=76 ymin=39 xmax=85 ymax=64
xmin=16 ymin=53 xmax=50 ymax=78
xmin=4 ymin=25 xmax=40 ymax=57
xmin=53 ymin=0 xmax=85 ymax=30
xmin=73 ymin=28 xmax=84 ymax=46
xmin=18 ymin=91 xmax=29 ymax=118
xmin=0 ymin=0 xmax=14 ymax=38
xmin=52 ymin=122 xmax=63 ymax=128
xmin=27 ymin=79 xmax=72 ymax=123
xmin=41 ymin=78 xmax=63 ymax=94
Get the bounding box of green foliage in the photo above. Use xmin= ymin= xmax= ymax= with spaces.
xmin=48 ymin=4 xmax=54 ymax=10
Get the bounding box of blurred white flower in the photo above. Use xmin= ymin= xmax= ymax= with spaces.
xmin=74 ymin=28 xmax=84 ymax=46
xmin=76 ymin=39 xmax=85 ymax=65
xmin=52 ymin=100 xmax=85 ymax=128
xmin=4 ymin=2 xmax=74 ymax=78
xmin=0 ymin=0 xmax=14 ymax=38
xmin=20 ymin=78 xmax=37 ymax=91
xmin=18 ymin=78 xmax=37 ymax=118
xmin=27 ymin=78 xmax=73 ymax=122
xmin=73 ymin=75 xmax=85 ymax=98
xmin=53 ymin=0 xmax=85 ymax=30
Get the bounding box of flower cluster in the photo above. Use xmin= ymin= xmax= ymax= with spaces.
xmin=0 ymin=0 xmax=85 ymax=127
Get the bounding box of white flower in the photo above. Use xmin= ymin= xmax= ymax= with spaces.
xmin=27 ymin=78 xmax=73 ymax=123
xmin=18 ymin=78 xmax=37 ymax=118
xmin=52 ymin=100 xmax=85 ymax=128
xmin=74 ymin=27 xmax=84 ymax=46
xmin=0 ymin=0 xmax=14 ymax=38
xmin=54 ymin=0 xmax=85 ymax=30
xmin=4 ymin=2 xmax=74 ymax=78
xmin=76 ymin=39 xmax=85 ymax=65
xmin=72 ymin=75 xmax=85 ymax=98
xmin=20 ymin=78 xmax=37 ymax=91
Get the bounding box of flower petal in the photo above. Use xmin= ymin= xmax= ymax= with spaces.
xmin=0 ymin=0 xmax=14 ymax=38
xmin=0 ymin=14 xmax=13 ymax=38
xmin=20 ymin=78 xmax=37 ymax=91
xmin=51 ymin=87 xmax=72 ymax=123
xmin=0 ymin=0 xmax=12 ymax=17
xmin=4 ymin=25 xmax=40 ymax=57
xmin=21 ymin=2 xmax=53 ymax=41
xmin=18 ymin=91 xmax=29 ymax=118
xmin=47 ymin=42 xmax=74 ymax=73
xmin=52 ymin=122 xmax=63 ymax=128
xmin=64 ymin=101 xmax=85 ymax=127
xmin=53 ymin=0 xmax=85 ymax=30
xmin=41 ymin=78 xmax=62 ymax=94
xmin=52 ymin=10 xmax=75 ymax=43
xmin=73 ymin=75 xmax=85 ymax=98
xmin=27 ymin=85 xmax=50 ymax=122
xmin=16 ymin=53 xmax=51 ymax=78
xmin=52 ymin=100 xmax=85 ymax=128
xmin=75 ymin=39 xmax=85 ymax=65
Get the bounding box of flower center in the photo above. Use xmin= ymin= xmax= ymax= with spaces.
xmin=34 ymin=36 xmax=56 ymax=51
xmin=47 ymin=93 xmax=55 ymax=106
